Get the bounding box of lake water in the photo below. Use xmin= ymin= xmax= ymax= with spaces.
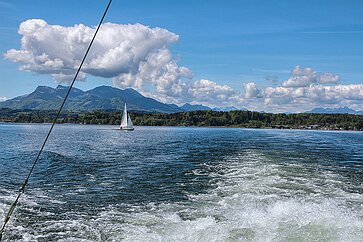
xmin=0 ymin=124 xmax=362 ymax=241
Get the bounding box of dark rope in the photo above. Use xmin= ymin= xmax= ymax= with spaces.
xmin=0 ymin=0 xmax=113 ymax=240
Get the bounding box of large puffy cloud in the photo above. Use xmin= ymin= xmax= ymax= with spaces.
xmin=281 ymin=65 xmax=340 ymax=88
xmin=5 ymin=19 xmax=180 ymax=82
xmin=5 ymin=19 xmax=244 ymax=106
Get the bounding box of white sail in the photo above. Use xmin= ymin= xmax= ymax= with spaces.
xmin=127 ymin=115 xmax=134 ymax=129
xmin=120 ymin=103 xmax=134 ymax=130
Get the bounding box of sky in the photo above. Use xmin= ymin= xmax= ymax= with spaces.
xmin=1 ymin=0 xmax=363 ymax=112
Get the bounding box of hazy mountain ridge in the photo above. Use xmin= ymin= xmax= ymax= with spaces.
xmin=307 ymin=106 xmax=363 ymax=115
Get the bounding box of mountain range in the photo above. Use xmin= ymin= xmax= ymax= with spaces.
xmin=0 ymin=85 xmax=182 ymax=113
xmin=306 ymin=106 xmax=363 ymax=115
xmin=0 ymin=85 xmax=243 ymax=113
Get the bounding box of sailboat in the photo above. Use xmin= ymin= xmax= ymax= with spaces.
xmin=120 ymin=103 xmax=134 ymax=131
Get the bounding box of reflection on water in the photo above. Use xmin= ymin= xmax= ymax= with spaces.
xmin=0 ymin=124 xmax=362 ymax=241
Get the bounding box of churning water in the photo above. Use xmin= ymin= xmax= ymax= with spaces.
xmin=0 ymin=124 xmax=362 ymax=241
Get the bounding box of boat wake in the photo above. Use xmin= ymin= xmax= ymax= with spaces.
xmin=1 ymin=150 xmax=362 ymax=241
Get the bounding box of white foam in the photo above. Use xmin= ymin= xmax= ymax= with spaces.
xmin=1 ymin=151 xmax=362 ymax=241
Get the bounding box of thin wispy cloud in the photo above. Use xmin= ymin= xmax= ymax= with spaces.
xmin=298 ymin=31 xmax=363 ymax=34
xmin=252 ymin=68 xmax=291 ymax=74
xmin=0 ymin=1 xmax=15 ymax=9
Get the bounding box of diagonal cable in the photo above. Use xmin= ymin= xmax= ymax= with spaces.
xmin=0 ymin=0 xmax=113 ymax=240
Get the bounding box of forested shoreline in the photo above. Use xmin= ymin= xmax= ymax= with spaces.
xmin=1 ymin=108 xmax=363 ymax=131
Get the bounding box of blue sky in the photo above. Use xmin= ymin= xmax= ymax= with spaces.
xmin=1 ymin=0 xmax=363 ymax=112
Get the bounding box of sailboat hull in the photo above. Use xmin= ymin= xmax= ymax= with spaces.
xmin=119 ymin=127 xmax=134 ymax=131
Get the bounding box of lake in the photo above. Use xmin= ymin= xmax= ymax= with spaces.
xmin=0 ymin=124 xmax=362 ymax=241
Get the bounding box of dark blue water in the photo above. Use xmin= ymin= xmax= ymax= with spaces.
xmin=0 ymin=124 xmax=362 ymax=241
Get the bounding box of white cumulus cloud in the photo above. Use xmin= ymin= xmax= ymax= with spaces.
xmin=281 ymin=65 xmax=340 ymax=88
xmin=245 ymin=66 xmax=363 ymax=112
xmin=4 ymin=19 xmax=180 ymax=83
xmin=188 ymin=79 xmax=243 ymax=106
xmin=261 ymin=84 xmax=363 ymax=112
xmin=243 ymin=82 xmax=261 ymax=98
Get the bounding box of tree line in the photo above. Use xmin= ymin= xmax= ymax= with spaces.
xmin=1 ymin=108 xmax=363 ymax=131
